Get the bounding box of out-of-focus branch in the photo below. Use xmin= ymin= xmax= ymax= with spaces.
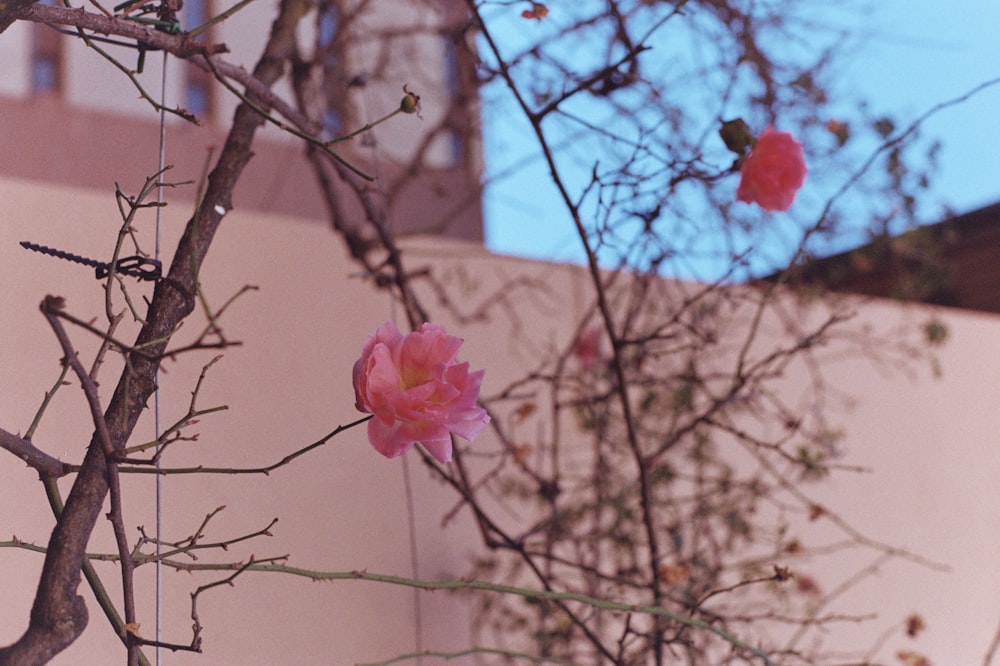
xmin=467 ymin=5 xmax=670 ymax=661
xmin=985 ymin=613 xmax=1000 ymax=666
xmin=291 ymin=63 xmax=428 ymax=328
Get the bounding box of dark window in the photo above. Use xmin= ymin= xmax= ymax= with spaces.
xmin=184 ymin=0 xmax=207 ymax=33
xmin=31 ymin=9 xmax=63 ymax=94
xmin=317 ymin=0 xmax=342 ymax=136
xmin=183 ymin=0 xmax=214 ymax=119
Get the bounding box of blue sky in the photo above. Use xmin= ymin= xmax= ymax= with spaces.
xmin=852 ymin=3 xmax=1000 ymax=211
xmin=481 ymin=3 xmax=1000 ymax=266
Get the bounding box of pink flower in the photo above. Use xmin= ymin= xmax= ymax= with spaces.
xmin=353 ymin=321 xmax=489 ymax=463
xmin=736 ymin=126 xmax=807 ymax=211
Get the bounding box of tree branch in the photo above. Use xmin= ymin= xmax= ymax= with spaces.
xmin=0 ymin=0 xmax=34 ymax=33
xmin=0 ymin=0 xmax=311 ymax=661
xmin=17 ymin=3 xmax=226 ymax=58
xmin=0 ymin=429 xmax=67 ymax=480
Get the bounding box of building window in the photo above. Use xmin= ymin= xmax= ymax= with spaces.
xmin=31 ymin=54 xmax=59 ymax=92
xmin=184 ymin=0 xmax=214 ymax=119
xmin=317 ymin=0 xmax=337 ymax=57
xmin=317 ymin=0 xmax=342 ymax=137
xmin=186 ymin=77 xmax=211 ymax=116
xmin=31 ymin=6 xmax=63 ymax=94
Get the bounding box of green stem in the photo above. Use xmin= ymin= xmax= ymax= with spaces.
xmin=326 ymin=108 xmax=403 ymax=145
xmin=41 ymin=478 xmax=152 ymax=666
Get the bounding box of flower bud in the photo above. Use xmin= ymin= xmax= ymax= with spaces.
xmin=719 ymin=118 xmax=754 ymax=154
xmin=400 ymin=86 xmax=421 ymax=114
xmin=826 ymin=118 xmax=850 ymax=146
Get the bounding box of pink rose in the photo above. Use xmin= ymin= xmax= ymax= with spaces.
xmin=352 ymin=321 xmax=489 ymax=463
xmin=736 ymin=126 xmax=807 ymax=212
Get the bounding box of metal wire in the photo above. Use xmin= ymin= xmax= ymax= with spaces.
xmin=154 ymin=48 xmax=168 ymax=666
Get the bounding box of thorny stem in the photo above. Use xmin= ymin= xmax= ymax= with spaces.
xmin=0 ymin=528 xmax=778 ymax=666
xmin=41 ymin=478 xmax=153 ymax=666
xmin=189 ymin=284 xmax=259 ymax=352
xmin=24 ymin=363 xmax=71 ymax=441
xmin=123 ymin=355 xmax=228 ymax=457
xmin=109 ymin=416 xmax=372 ymax=474
xmin=40 ymin=298 xmax=141 ymax=665
xmin=358 ymin=646 xmax=579 ymax=666
xmin=210 ymin=565 xmax=781 ymax=665
xmin=0 ymin=0 xmax=314 ymax=661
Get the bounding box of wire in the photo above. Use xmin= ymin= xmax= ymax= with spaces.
xmin=154 ymin=47 xmax=168 ymax=666
xmin=400 ymin=455 xmax=423 ymax=660
xmin=364 ymin=79 xmax=423 ymax=662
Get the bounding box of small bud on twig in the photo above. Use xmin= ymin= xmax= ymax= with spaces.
xmin=400 ymin=84 xmax=421 ymax=115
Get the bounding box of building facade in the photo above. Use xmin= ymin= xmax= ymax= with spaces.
xmin=0 ymin=0 xmax=483 ymax=240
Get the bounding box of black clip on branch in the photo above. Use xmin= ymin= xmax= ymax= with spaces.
xmin=45 ymin=0 xmax=184 ymax=72
xmin=20 ymin=241 xmax=162 ymax=282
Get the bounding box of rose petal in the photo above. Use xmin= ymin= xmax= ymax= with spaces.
xmin=419 ymin=436 xmax=453 ymax=464
xmin=354 ymin=321 xmax=489 ymax=462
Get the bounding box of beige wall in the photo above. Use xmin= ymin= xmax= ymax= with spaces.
xmin=0 ymin=20 xmax=31 ymax=97
xmin=2 ymin=173 xmax=1000 ymax=664
xmin=794 ymin=301 xmax=1000 ymax=660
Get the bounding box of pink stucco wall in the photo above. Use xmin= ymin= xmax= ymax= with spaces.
xmin=2 ymin=175 xmax=999 ymax=664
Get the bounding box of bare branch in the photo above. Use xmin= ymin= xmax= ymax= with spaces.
xmin=0 ymin=429 xmax=67 ymax=479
